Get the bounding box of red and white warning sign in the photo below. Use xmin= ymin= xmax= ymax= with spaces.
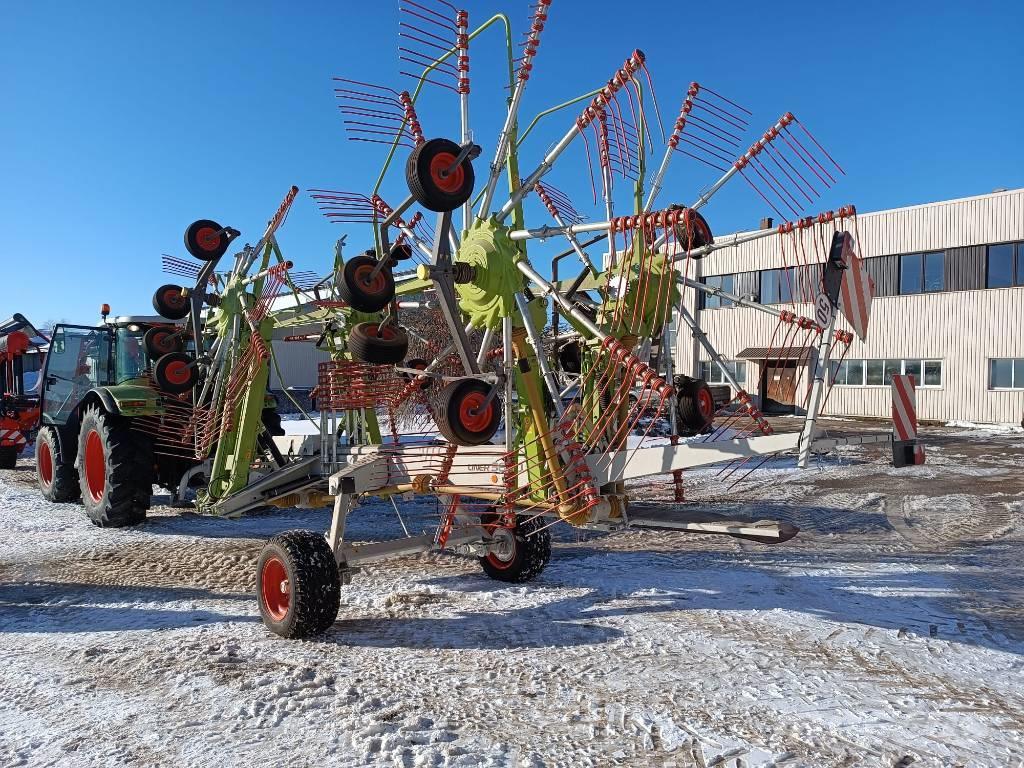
xmin=838 ymin=234 xmax=874 ymax=342
xmin=891 ymin=374 xmax=926 ymax=465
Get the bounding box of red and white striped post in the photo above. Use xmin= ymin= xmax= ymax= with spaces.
xmin=891 ymin=374 xmax=926 ymax=467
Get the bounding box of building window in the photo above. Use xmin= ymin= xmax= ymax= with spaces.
xmin=701 ymin=274 xmax=735 ymax=309
xmin=831 ymin=359 xmax=942 ymax=387
xmin=759 ymin=267 xmax=796 ymax=304
xmin=986 ymin=242 xmax=1024 ymax=288
xmin=699 ymin=360 xmax=746 ymax=385
xmin=989 ymin=358 xmax=1024 ymax=390
xmin=899 ymin=251 xmax=944 ymax=294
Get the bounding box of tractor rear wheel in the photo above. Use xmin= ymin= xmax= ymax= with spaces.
xmin=677 ymin=378 xmax=715 ymax=432
xmin=256 ymin=530 xmax=341 ymax=639
xmin=37 ymin=426 xmax=80 ymax=503
xmin=479 ymin=512 xmax=552 ymax=583
xmin=76 ymin=405 xmax=153 ymax=527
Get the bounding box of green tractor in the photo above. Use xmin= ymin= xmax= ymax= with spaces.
xmin=35 ymin=315 xmax=199 ymax=526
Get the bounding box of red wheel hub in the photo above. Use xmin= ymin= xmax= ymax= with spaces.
xmin=83 ymin=429 xmax=106 ymax=503
xmin=195 ymin=226 xmax=220 ymax=252
xmin=697 ymin=388 xmax=714 ymax=419
xmin=354 ymin=264 xmax=387 ymax=295
xmin=458 ymin=391 xmax=492 ymax=432
xmin=163 ymin=360 xmax=192 ymax=387
xmin=152 ymin=331 xmax=173 ymax=353
xmin=38 ymin=440 xmax=53 ymax=485
xmin=367 ymin=323 xmax=395 ymax=340
xmin=163 ymin=289 xmax=185 ymax=309
xmin=260 ymin=556 xmax=291 ymax=620
xmin=429 ymin=152 xmax=465 ymax=194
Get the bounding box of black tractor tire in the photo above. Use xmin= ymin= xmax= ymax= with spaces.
xmin=153 ymin=284 xmax=190 ymax=320
xmin=256 ymin=530 xmax=341 ymax=639
xmin=348 ymin=322 xmax=409 ymax=365
xmin=434 ymin=378 xmax=502 ymax=446
xmin=153 ymin=352 xmax=199 ymax=394
xmin=0 ymin=446 xmax=18 ymax=469
xmin=558 ymin=341 xmax=583 ymax=374
xmin=184 ymin=219 xmax=230 ymax=262
xmin=406 ymin=138 xmax=475 ymax=213
xmin=677 ymin=378 xmax=716 ymax=432
xmin=76 ymin=405 xmax=153 ymax=527
xmin=36 ymin=426 xmax=80 ymax=502
xmin=479 ymin=512 xmax=552 ymax=583
xmin=143 ymin=326 xmax=184 ymax=360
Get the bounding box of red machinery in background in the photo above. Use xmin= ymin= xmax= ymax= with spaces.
xmin=0 ymin=314 xmax=45 ymax=468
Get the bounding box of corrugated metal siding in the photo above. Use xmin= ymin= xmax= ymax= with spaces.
xmin=945 ymin=245 xmax=986 ymax=291
xmin=864 ymin=255 xmax=899 ymax=297
xmin=677 ymin=189 xmax=1024 ymax=423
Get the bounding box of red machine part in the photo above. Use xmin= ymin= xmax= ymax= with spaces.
xmin=0 ymin=330 xmax=41 ymax=450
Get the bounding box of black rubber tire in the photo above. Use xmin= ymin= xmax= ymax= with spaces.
xmin=389 ymin=242 xmax=413 ymax=263
xmin=434 ymin=378 xmax=502 ymax=446
xmin=0 ymin=446 xmax=18 ymax=469
xmin=36 ymin=426 xmax=80 ymax=502
xmin=153 ymin=284 xmax=190 ymax=320
xmin=677 ymin=378 xmax=715 ymax=432
xmin=76 ymin=405 xmax=153 ymax=527
xmin=400 ymin=357 xmax=431 ymax=391
xmin=479 ymin=512 xmax=552 ymax=583
xmin=184 ymin=219 xmax=230 ymax=262
xmin=143 ymin=326 xmax=184 ymax=360
xmin=405 ymin=138 xmax=475 ymax=213
xmin=256 ymin=530 xmax=341 ymax=639
xmin=669 ymin=205 xmax=714 ymax=258
xmin=338 ymin=255 xmax=396 ymax=313
xmin=558 ymin=341 xmax=582 ymax=374
xmin=153 ymin=352 xmax=199 ymax=394
xmin=348 ymin=322 xmax=409 ymax=365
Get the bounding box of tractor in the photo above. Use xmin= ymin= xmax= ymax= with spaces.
xmin=34 ymin=313 xmax=214 ymax=526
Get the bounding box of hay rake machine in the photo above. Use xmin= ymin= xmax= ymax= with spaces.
xmin=233 ymin=0 xmax=896 ymax=639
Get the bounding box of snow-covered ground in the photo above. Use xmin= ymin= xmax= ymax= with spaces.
xmin=2 ymin=422 xmax=1024 ymax=767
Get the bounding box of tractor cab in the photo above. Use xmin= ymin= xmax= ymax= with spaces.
xmin=40 ymin=318 xmax=155 ymax=427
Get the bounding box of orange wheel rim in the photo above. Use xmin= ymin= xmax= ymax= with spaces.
xmin=697 ymin=388 xmax=714 ymax=419
xmin=260 ymin=556 xmax=290 ymax=620
xmin=163 ymin=289 xmax=185 ymax=309
xmin=458 ymin=391 xmax=492 ymax=432
xmin=38 ymin=440 xmax=53 ymax=485
xmin=354 ymin=264 xmax=387 ymax=295
xmin=84 ymin=429 xmax=105 ymax=502
xmin=163 ymin=360 xmax=192 ymax=387
xmin=429 ymin=152 xmax=464 ymax=193
xmin=195 ymin=226 xmax=220 ymax=252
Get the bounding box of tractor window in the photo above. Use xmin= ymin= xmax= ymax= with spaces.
xmin=41 ymin=326 xmax=112 ymax=425
xmin=115 ymin=326 xmax=149 ymax=382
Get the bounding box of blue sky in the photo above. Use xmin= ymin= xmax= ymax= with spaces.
xmin=2 ymin=0 xmax=1022 ymax=326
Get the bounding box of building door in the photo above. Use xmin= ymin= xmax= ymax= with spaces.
xmin=761 ymin=360 xmax=798 ymax=415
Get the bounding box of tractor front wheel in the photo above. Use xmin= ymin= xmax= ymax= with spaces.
xmin=37 ymin=426 xmax=80 ymax=503
xmin=256 ymin=531 xmax=341 ymax=639
xmin=76 ymin=405 xmax=153 ymax=527
xmin=479 ymin=512 xmax=552 ymax=583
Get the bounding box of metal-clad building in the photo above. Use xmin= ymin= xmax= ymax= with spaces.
xmin=675 ymin=188 xmax=1024 ymax=424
